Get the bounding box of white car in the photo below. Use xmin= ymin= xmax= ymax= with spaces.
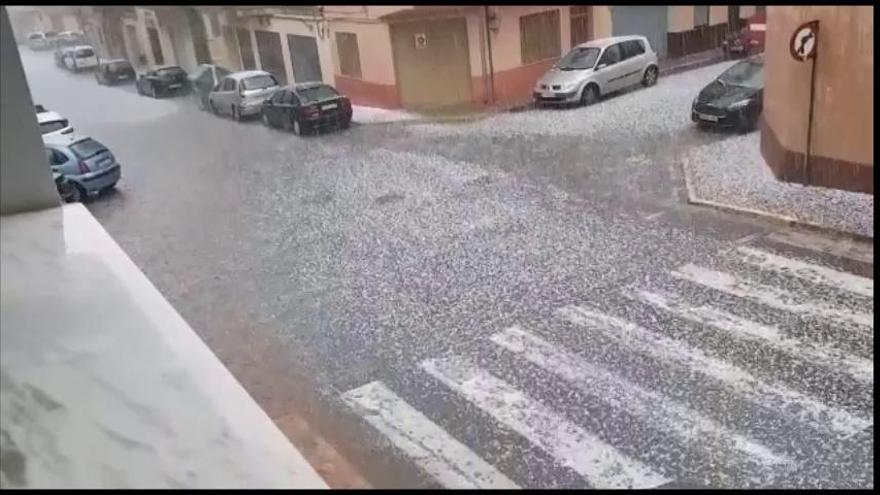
xmin=26 ymin=31 xmax=50 ymax=50
xmin=37 ymin=110 xmax=74 ymax=139
xmin=533 ymin=35 xmax=659 ymax=107
xmin=64 ymin=45 xmax=99 ymax=72
xmin=207 ymin=70 xmax=280 ymax=121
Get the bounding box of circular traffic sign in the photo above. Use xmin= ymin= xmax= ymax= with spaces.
xmin=790 ymin=21 xmax=818 ymax=61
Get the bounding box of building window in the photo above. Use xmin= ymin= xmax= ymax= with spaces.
xmin=335 ymin=32 xmax=361 ymax=78
xmin=520 ymin=9 xmax=561 ymax=64
xmin=694 ymin=6 xmax=710 ymax=27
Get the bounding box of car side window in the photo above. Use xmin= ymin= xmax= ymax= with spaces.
xmin=599 ymin=44 xmax=622 ymax=65
xmin=623 ymin=40 xmax=645 ymax=59
xmin=270 ymin=90 xmax=285 ymax=104
xmin=286 ymin=92 xmax=300 ymax=106
xmin=196 ymin=70 xmax=213 ymax=86
xmin=46 ymin=148 xmax=67 ymax=166
xmin=222 ymin=78 xmax=235 ymax=91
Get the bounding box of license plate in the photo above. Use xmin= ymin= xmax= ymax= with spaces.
xmin=321 ymin=103 xmax=338 ymax=110
xmin=169 ymin=83 xmax=182 ymax=89
xmin=697 ymin=113 xmax=719 ymax=122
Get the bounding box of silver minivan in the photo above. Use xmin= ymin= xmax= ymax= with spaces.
xmin=533 ymin=35 xmax=659 ymax=107
xmin=208 ymin=70 xmax=280 ymax=121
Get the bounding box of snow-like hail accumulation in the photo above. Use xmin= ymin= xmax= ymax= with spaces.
xmin=351 ymin=105 xmax=421 ymax=124
xmin=682 ymin=132 xmax=874 ymax=238
xmin=409 ymin=61 xmax=738 ymax=139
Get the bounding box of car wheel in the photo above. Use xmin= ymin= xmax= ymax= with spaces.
xmin=232 ymin=105 xmax=241 ymax=121
xmin=75 ymin=185 xmax=91 ymax=203
xmin=64 ymin=185 xmax=81 ymax=203
xmin=642 ymin=65 xmax=659 ymax=87
xmin=580 ymin=84 xmax=599 ymax=106
xmin=340 ymin=120 xmax=351 ymax=130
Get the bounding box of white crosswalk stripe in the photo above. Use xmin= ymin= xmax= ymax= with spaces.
xmin=670 ymin=264 xmax=873 ymax=329
xmin=635 ymin=289 xmax=874 ymax=384
xmin=766 ymin=230 xmax=873 ymax=265
xmin=341 ymin=381 xmax=519 ymax=489
xmin=558 ymin=305 xmax=872 ymax=437
xmin=736 ymin=246 xmax=873 ymax=298
xmin=421 ymin=357 xmax=671 ymax=489
xmin=490 ymin=326 xmax=793 ymax=474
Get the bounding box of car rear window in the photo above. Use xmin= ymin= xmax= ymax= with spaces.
xmin=75 ymin=48 xmax=95 ymax=58
xmin=242 ymin=75 xmax=278 ymax=90
xmin=108 ymin=61 xmax=132 ymax=72
xmin=298 ymin=85 xmax=339 ymax=103
xmin=39 ymin=120 xmax=69 ymax=134
xmin=157 ymin=67 xmax=186 ymax=77
xmin=70 ymin=138 xmax=107 ymax=159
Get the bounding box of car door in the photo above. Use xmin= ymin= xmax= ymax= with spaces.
xmin=621 ymin=40 xmax=646 ymax=87
xmin=264 ymin=89 xmax=285 ymax=126
xmin=594 ymin=43 xmax=624 ymax=93
xmin=213 ymin=77 xmax=235 ymax=114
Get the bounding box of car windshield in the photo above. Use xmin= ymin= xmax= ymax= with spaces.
xmin=718 ymin=59 xmax=764 ymax=88
xmin=39 ymin=120 xmax=68 ymax=134
xmin=297 ymin=85 xmax=339 ymax=103
xmin=242 ymin=75 xmax=278 ymax=90
xmin=556 ymin=47 xmax=601 ymax=70
xmin=157 ymin=67 xmax=185 ymax=77
xmin=70 ymin=138 xmax=107 ymax=159
xmin=75 ymin=48 xmax=94 ymax=58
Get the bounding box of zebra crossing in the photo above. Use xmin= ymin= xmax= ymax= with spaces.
xmin=340 ymin=236 xmax=874 ymax=488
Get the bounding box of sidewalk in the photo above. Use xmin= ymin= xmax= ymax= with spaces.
xmin=681 ymin=132 xmax=874 ymax=240
xmin=659 ymin=47 xmax=727 ymax=76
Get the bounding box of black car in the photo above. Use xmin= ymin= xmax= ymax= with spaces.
xmin=260 ymin=83 xmax=352 ymax=136
xmin=692 ymin=54 xmax=764 ymax=132
xmin=95 ymin=59 xmax=136 ymax=85
xmin=136 ymin=65 xmax=190 ymax=98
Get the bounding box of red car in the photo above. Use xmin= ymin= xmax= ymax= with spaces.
xmin=723 ymin=11 xmax=766 ymax=59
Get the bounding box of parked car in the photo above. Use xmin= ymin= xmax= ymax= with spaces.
xmin=53 ymin=43 xmax=77 ymax=68
xmin=722 ymin=10 xmax=766 ymax=59
xmin=37 ymin=110 xmax=74 ymax=138
xmin=34 ymin=104 xmax=47 ymax=113
xmin=26 ymin=31 xmax=51 ymax=50
xmin=189 ymin=64 xmax=233 ymax=110
xmin=691 ymin=53 xmax=764 ymax=132
xmin=95 ymin=59 xmax=136 ymax=85
xmin=64 ymin=45 xmax=99 ymax=72
xmin=208 ymin=70 xmax=280 ymax=121
xmin=260 ymin=83 xmax=353 ymax=135
xmin=57 ymin=30 xmax=86 ymax=44
xmin=43 ymin=133 xmax=121 ymax=200
xmin=53 ymin=171 xmax=80 ymax=203
xmin=136 ymin=65 xmax=190 ymax=98
xmin=534 ymin=35 xmax=659 ymax=107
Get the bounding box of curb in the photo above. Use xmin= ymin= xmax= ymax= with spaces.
xmin=680 ymin=165 xmax=874 ymax=244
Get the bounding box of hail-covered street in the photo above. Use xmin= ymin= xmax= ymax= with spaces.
xmin=21 ymin=48 xmax=873 ymax=488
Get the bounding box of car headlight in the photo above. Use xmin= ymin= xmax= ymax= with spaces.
xmin=728 ymin=99 xmax=751 ymax=110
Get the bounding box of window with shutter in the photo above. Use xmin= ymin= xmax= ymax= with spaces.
xmin=335 ymin=32 xmax=362 ymax=79
xmin=520 ymin=10 xmax=561 ymax=65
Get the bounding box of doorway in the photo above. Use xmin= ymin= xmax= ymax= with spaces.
xmin=147 ymin=27 xmax=164 ymax=66
xmin=287 ymin=34 xmax=323 ymax=83
xmin=255 ymin=30 xmax=287 ymax=84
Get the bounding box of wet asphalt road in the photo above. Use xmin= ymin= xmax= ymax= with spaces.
xmin=21 ymin=49 xmax=873 ymax=489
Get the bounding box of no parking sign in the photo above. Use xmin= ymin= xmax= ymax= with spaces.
xmin=789 ymin=20 xmax=819 ymax=62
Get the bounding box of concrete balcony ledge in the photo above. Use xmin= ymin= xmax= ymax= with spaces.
xmin=0 ymin=204 xmax=328 ymax=489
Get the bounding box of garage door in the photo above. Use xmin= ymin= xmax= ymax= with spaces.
xmin=287 ymin=34 xmax=322 ymax=83
xmin=611 ymin=6 xmax=668 ymax=58
xmin=390 ymin=17 xmax=472 ymax=110
xmin=255 ymin=30 xmax=287 ymax=85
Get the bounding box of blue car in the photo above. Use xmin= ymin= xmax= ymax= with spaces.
xmin=43 ymin=134 xmax=121 ymax=200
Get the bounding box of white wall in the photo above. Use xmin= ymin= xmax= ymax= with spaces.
xmin=0 ymin=7 xmax=59 ymax=214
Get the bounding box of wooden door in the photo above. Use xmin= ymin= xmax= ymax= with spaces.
xmin=390 ymin=17 xmax=472 ymax=110
xmin=255 ymin=30 xmax=287 ymax=84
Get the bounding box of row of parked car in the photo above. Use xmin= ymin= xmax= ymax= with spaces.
xmin=531 ymin=33 xmax=764 ymax=132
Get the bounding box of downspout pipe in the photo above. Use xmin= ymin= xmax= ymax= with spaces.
xmin=484 ymin=5 xmax=495 ymax=105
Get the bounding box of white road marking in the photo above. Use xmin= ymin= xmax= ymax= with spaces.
xmin=767 ymin=230 xmax=874 ymax=265
xmin=558 ymin=306 xmax=872 ymax=437
xmin=341 ymin=381 xmax=519 ymax=489
xmin=736 ymin=246 xmax=873 ymax=298
xmin=636 ymin=290 xmax=873 ymax=384
xmin=420 ymin=358 xmax=670 ymax=489
xmin=670 ymin=264 xmax=873 ymax=329
xmin=491 ymin=326 xmax=791 ymax=471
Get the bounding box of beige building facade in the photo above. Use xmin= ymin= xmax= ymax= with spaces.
xmin=760 ymin=6 xmax=873 ymax=194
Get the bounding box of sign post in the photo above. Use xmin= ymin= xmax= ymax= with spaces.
xmin=789 ymin=20 xmax=819 ymax=181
